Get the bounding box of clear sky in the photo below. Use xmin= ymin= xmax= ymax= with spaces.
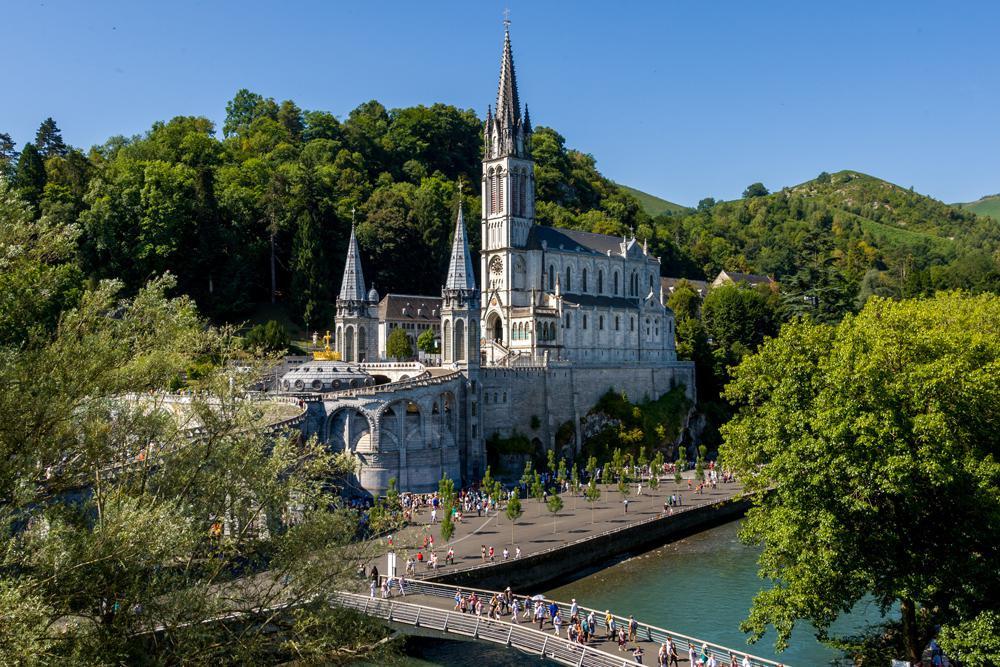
xmin=3 ymin=1 xmax=999 ymax=206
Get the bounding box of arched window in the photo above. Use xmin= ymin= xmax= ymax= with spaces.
xmin=583 ymin=314 xmax=588 ymax=330
xmin=345 ymin=325 xmax=355 ymax=362
xmin=598 ymin=270 xmax=604 ymax=294
xmin=488 ymin=168 xmax=496 ymax=214
xmin=649 ymin=274 xmax=655 ymax=291
xmin=630 ymin=317 xmax=635 ymax=331
xmin=519 ymin=171 xmax=527 ymax=214
xmin=564 ymin=313 xmax=570 ymax=328
xmin=614 ymin=272 xmax=619 ymax=295
xmin=548 ymin=265 xmax=555 ymax=291
xmin=511 ymin=169 xmax=520 ymax=216
xmin=358 ymin=326 xmax=367 ymax=362
xmin=565 ymin=266 xmax=572 ymax=291
xmin=599 ymin=315 xmax=605 ymax=330
xmin=615 ymin=316 xmax=620 ymax=331
xmin=455 ymin=318 xmax=465 ymax=361
xmin=443 ymin=320 xmax=451 ymax=360
xmin=582 ymin=268 xmax=588 ymax=292
xmin=497 ymin=169 xmax=504 ymax=212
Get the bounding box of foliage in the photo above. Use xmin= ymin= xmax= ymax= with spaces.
xmin=938 ymin=610 xmax=1000 ymax=666
xmin=505 ymin=489 xmax=522 ymax=545
xmin=546 ymin=492 xmax=564 ymax=533
xmin=243 ymin=319 xmax=291 ymax=352
xmin=416 ymin=327 xmax=437 ymax=354
xmin=720 ymin=293 xmax=1000 ymax=662
xmin=742 ymin=182 xmax=770 ymax=198
xmin=582 ymin=387 xmax=690 ymax=461
xmin=439 ymin=504 xmax=454 ymax=542
xmin=385 ymin=326 xmax=413 ymax=360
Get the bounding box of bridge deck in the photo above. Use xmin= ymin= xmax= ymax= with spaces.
xmin=342 ymin=578 xmax=785 ymax=667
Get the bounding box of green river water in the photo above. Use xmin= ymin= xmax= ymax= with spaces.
xmin=373 ymin=521 xmax=886 ymax=666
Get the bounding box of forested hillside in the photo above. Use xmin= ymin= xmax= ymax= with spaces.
xmin=956 ymin=194 xmax=1000 ymax=221
xmin=2 ymin=98 xmax=998 ymax=333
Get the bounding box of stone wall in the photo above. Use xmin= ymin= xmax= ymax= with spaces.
xmin=479 ymin=362 xmax=695 ymax=455
xmin=426 ymin=495 xmax=749 ymax=591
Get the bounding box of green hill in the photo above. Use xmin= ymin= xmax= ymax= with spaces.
xmin=954 ymin=195 xmax=1000 ymax=221
xmin=616 ymin=183 xmax=688 ymax=216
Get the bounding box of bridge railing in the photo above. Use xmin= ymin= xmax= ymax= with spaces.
xmin=332 ymin=591 xmax=628 ymax=667
xmin=379 ymin=577 xmax=783 ymax=667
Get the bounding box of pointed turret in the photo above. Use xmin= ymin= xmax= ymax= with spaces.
xmin=445 ymin=204 xmax=477 ymax=292
xmin=338 ymin=222 xmax=367 ymax=303
xmin=485 ymin=23 xmax=531 ymax=160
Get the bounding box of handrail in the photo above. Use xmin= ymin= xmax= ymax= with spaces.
xmin=332 ymin=591 xmax=629 ymax=667
xmin=373 ymin=578 xmax=783 ymax=667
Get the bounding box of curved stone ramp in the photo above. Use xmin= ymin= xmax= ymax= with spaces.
xmin=347 ymin=578 xmax=787 ymax=667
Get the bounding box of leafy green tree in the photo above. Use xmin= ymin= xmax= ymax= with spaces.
xmin=546 ymin=492 xmax=563 ymax=534
xmin=386 ymin=326 xmax=413 ymax=360
xmin=585 ymin=455 xmax=597 ymax=482
xmin=34 ymin=117 xmax=68 ymax=158
xmin=531 ymin=471 xmax=545 ymax=515
xmin=674 ymin=446 xmax=686 ymax=485
xmin=439 ymin=503 xmax=455 ymax=542
xmin=0 ymin=132 xmax=17 ymax=179
xmin=695 ymin=444 xmax=707 ymax=483
xmin=13 ymin=142 xmax=46 ymax=209
xmin=437 ymin=474 xmax=456 ymax=509
xmin=702 ymin=284 xmax=777 ymax=376
xmin=505 ymin=489 xmax=522 ymax=546
xmin=721 ymin=293 xmax=1000 ymax=663
xmin=585 ymin=478 xmax=601 ymax=523
xmin=557 ymin=457 xmax=567 ymax=484
xmin=243 ymin=320 xmax=291 ymax=352
xmin=416 ymin=327 xmax=438 ymax=354
xmin=697 ymin=197 xmax=716 ymax=211
xmin=742 ymin=182 xmax=769 ymax=198
xmin=518 ymin=461 xmax=533 ymax=490
xmin=546 ymin=447 xmax=556 ymax=474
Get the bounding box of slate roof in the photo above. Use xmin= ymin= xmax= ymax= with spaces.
xmin=377 ymin=294 xmax=442 ymax=322
xmin=560 ymin=294 xmax=641 ymax=309
xmin=445 ymin=205 xmax=477 ymax=291
xmin=526 ymin=226 xmax=628 ymax=256
xmin=338 ymin=224 xmax=368 ymax=302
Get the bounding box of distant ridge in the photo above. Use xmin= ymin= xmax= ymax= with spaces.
xmin=953 ymin=194 xmax=1000 ymax=221
xmin=616 ymin=183 xmax=688 ymax=217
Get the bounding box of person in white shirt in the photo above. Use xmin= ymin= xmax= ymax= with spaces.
xmin=742 ymin=656 xmax=752 ymax=667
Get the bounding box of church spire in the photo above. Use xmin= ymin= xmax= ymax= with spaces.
xmin=338 ymin=213 xmax=368 ymax=302
xmin=445 ymin=196 xmax=476 ymax=292
xmin=495 ymin=24 xmax=521 ymax=129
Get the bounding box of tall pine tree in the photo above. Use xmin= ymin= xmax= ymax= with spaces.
xmin=13 ymin=142 xmax=46 ymax=210
xmin=34 ymin=118 xmax=67 ymax=158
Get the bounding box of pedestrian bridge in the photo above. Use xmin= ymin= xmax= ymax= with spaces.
xmin=333 ymin=578 xmax=786 ymax=667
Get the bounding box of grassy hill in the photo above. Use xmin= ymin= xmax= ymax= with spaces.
xmin=954 ymin=195 xmax=1000 ymax=221
xmin=616 ymin=183 xmax=688 ymax=216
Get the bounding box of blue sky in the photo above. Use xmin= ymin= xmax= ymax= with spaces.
xmin=3 ymin=1 xmax=999 ymax=205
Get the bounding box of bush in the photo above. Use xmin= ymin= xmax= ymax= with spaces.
xmin=243 ymin=320 xmax=291 ymax=353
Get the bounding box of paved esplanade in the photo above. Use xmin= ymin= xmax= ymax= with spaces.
xmin=388 ymin=471 xmax=744 ymax=574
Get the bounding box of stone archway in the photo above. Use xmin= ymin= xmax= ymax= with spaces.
xmin=326 ymin=407 xmax=372 ymax=453
xmin=487 ymin=312 xmax=503 ymax=344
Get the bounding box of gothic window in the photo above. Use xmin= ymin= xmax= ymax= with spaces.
xmin=565 ymin=266 xmax=572 ymax=291
xmin=548 ymin=265 xmax=554 ymax=291
xmin=511 ymin=169 xmax=520 ymax=216
xmin=583 ymin=315 xmax=588 ymax=330
xmin=345 ymin=325 xmax=355 ymax=362
xmin=615 ymin=316 xmax=620 ymax=331
xmin=519 ymin=171 xmax=527 ymax=215
xmin=443 ymin=320 xmax=451 ymax=360
xmin=598 ymin=270 xmax=604 ymax=294
xmin=599 ymin=315 xmax=605 ymax=330
xmin=564 ymin=313 xmax=570 ymax=328
xmin=649 ymin=274 xmax=655 ymax=291
xmin=630 ymin=317 xmax=635 ymax=331
xmin=358 ymin=327 xmax=367 ymax=362
xmin=513 ymin=255 xmax=526 ymax=290
xmin=582 ymin=268 xmax=588 ymax=292
xmin=497 ymin=169 xmax=504 ymax=212
xmin=614 ymin=272 xmax=620 ymax=295
xmin=488 ymin=168 xmax=496 ymax=214
xmin=455 ymin=318 xmax=465 ymax=361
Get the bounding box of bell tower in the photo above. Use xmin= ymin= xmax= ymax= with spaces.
xmin=481 ymin=20 xmax=534 ymax=349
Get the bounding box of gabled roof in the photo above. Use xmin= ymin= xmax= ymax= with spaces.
xmin=526 ymin=226 xmax=634 ymax=257
xmin=714 ymin=270 xmax=775 ymax=287
xmin=338 ymin=224 xmax=368 ymax=302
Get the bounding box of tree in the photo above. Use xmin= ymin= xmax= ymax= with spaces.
xmin=695 ymin=444 xmax=707 ymax=483
xmin=674 ymin=446 xmax=686 ymax=485
xmin=742 ymin=182 xmax=769 ymax=198
xmin=531 ymin=471 xmax=545 ymax=515
xmin=557 ymin=457 xmax=568 ymax=485
xmin=13 ymin=142 xmax=45 ymax=209
xmin=697 ymin=197 xmax=716 ymax=212
xmin=437 ymin=474 xmax=456 ymax=509
xmin=416 ymin=328 xmax=438 ymax=354
xmin=439 ymin=503 xmax=455 ymax=542
xmin=243 ymin=320 xmax=291 ymax=353
xmin=649 ymin=452 xmax=663 ymax=492
xmin=667 ymin=280 xmax=702 ymax=322
xmin=546 ymin=447 xmax=557 ymax=474
xmin=34 ymin=117 xmax=68 ymax=158
xmin=720 ymin=293 xmax=1000 ymax=663
xmin=585 ymin=456 xmax=597 ymax=483
xmin=0 ymin=132 xmax=17 ymax=179
xmin=0 ymin=221 xmax=388 ymax=666
xmin=546 ymin=492 xmax=564 ymax=534
xmin=386 ymin=326 xmax=413 ymax=360
xmin=570 ymin=465 xmax=580 ymax=510
xmin=584 ymin=478 xmax=601 ymax=524
xmin=505 ymin=489 xmax=523 ymax=546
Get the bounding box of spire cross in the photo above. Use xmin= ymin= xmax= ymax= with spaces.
xmin=503 ymin=7 xmax=511 ymax=30
xmin=351 ymin=206 xmax=356 ymax=226
xmin=457 ymin=176 xmax=465 ymax=198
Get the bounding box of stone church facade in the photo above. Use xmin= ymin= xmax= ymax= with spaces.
xmin=290 ymin=26 xmax=695 ymax=495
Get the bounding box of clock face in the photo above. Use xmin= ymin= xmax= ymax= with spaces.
xmin=489 ymin=256 xmax=503 ymax=276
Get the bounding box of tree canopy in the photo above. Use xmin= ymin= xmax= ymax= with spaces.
xmin=720 ymin=292 xmax=1000 ymax=664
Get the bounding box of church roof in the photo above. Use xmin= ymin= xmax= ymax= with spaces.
xmin=527 ymin=225 xmax=635 ymax=257
xmin=338 ymin=223 xmax=368 ymax=302
xmin=445 ymin=204 xmax=477 ymax=291
xmin=378 ymin=294 xmax=442 ymax=322
xmin=561 ymin=294 xmax=642 ymax=309
xmin=496 ymin=27 xmax=521 ymax=129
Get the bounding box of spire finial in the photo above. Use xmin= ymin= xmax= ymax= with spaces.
xmin=351 ymin=206 xmax=357 ymax=227
xmin=503 ymin=7 xmax=511 ymax=31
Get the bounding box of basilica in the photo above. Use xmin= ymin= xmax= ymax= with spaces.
xmin=284 ymin=26 xmax=695 ymax=495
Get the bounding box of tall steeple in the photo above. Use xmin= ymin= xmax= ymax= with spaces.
xmin=485 ymin=20 xmax=530 ymax=160
xmin=445 ymin=202 xmax=477 ymax=292
xmin=338 ymin=218 xmax=367 ymax=303
xmin=495 ymin=26 xmax=521 ymax=129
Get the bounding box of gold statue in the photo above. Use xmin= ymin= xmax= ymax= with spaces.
xmin=313 ymin=330 xmax=341 ymax=361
